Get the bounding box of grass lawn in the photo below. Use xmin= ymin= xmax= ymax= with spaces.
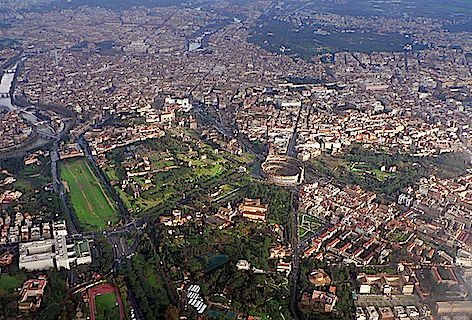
xmin=299 ymin=226 xmax=310 ymax=239
xmin=60 ymin=159 xmax=118 ymax=231
xmin=104 ymin=167 xmax=119 ymax=181
xmin=349 ymin=162 xmax=392 ymax=182
xmin=303 ymin=214 xmax=321 ymax=224
xmin=95 ymin=292 xmax=120 ymax=320
xmin=372 ymin=169 xmax=392 ymax=182
xmin=388 ymin=230 xmax=410 ymax=243
xmin=298 ymin=213 xmax=324 ymax=242
xmin=0 ymin=274 xmax=26 ymax=296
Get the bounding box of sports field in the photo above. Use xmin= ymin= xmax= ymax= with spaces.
xmin=88 ymin=283 xmax=124 ymax=320
xmin=60 ymin=159 xmax=118 ymax=230
xmin=95 ymin=292 xmax=120 ymax=320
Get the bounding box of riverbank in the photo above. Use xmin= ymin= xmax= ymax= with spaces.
xmin=0 ymin=56 xmax=76 ymax=158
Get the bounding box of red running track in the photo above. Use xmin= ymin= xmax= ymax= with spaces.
xmin=88 ymin=283 xmax=125 ymax=320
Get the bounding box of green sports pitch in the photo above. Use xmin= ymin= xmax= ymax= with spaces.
xmin=60 ymin=158 xmax=119 ymax=231
xmin=95 ymin=292 xmax=120 ymax=320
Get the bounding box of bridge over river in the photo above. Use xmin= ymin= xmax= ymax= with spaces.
xmin=0 ymin=61 xmax=72 ymax=158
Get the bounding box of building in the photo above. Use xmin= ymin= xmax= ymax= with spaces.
xmin=160 ymin=111 xmax=175 ymax=123
xmin=356 ymin=307 xmax=367 ymax=320
xmin=58 ymin=143 xmax=85 ymax=160
xmin=378 ymin=306 xmax=394 ymax=320
xmin=357 ymin=273 xmax=414 ymax=295
xmin=19 ymin=220 xmax=92 ymax=271
xmin=206 ymin=206 xmax=235 ymax=229
xmin=236 ymin=259 xmax=251 ymax=271
xmin=436 ymin=301 xmax=472 ymax=316
xmin=165 ymin=97 xmax=191 ymax=111
xmin=74 ymin=240 xmax=92 ymax=265
xmin=431 ymin=266 xmax=459 ymax=286
xmin=455 ymin=249 xmax=472 ymax=268
xmin=276 ymin=261 xmax=292 ymax=274
xmin=19 ymin=240 xmax=55 ymax=271
xmin=299 ymin=288 xmax=338 ymax=314
xmin=238 ymin=198 xmax=268 ymax=221
xmin=0 ymin=251 xmax=14 ymax=266
xmin=308 ymin=269 xmax=331 ymax=286
xmin=304 ymin=240 xmax=322 ymax=257
xmin=261 ymin=155 xmax=304 ymax=186
xmin=18 ymin=276 xmax=47 ymax=311
xmin=54 ymin=235 xmax=71 ymax=270
xmin=366 ymin=306 xmax=379 ymax=320
xmin=52 ymin=220 xmax=68 ymax=237
xmin=186 ymin=284 xmax=207 ymax=315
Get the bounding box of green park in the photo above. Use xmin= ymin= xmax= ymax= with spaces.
xmin=299 ymin=214 xmax=324 ymax=242
xmin=104 ymin=131 xmax=249 ymax=215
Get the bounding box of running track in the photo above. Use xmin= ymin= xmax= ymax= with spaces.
xmin=88 ymin=283 xmax=125 ymax=320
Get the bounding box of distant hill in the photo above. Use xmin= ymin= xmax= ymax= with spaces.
xmin=30 ymin=0 xmax=187 ymax=12
xmin=18 ymin=0 xmax=472 ymax=19
xmin=282 ymin=0 xmax=472 ymax=19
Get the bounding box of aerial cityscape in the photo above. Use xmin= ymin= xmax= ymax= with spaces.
xmin=0 ymin=0 xmax=470 ymax=319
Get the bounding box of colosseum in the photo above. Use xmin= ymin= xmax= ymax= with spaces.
xmin=261 ymin=155 xmax=304 ymax=186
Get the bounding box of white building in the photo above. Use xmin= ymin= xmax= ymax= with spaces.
xmin=366 ymin=306 xmax=379 ymax=320
xmin=236 ymin=259 xmax=251 ymax=271
xmin=19 ymin=220 xmax=92 ymax=271
xmin=186 ymin=284 xmax=207 ymax=315
xmin=74 ymin=240 xmax=93 ymax=265
xmin=276 ymin=261 xmax=292 ymax=274
xmin=19 ymin=240 xmax=55 ymax=271
xmin=165 ymin=97 xmax=191 ymax=111
xmin=356 ymin=307 xmax=367 ymax=320
xmin=456 ymin=249 xmax=472 ymax=268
